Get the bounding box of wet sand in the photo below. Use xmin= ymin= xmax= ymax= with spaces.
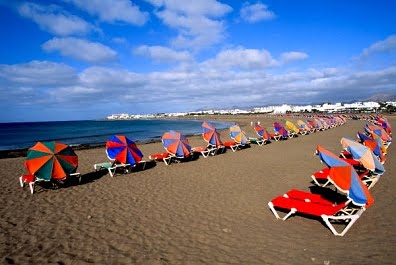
xmin=0 ymin=115 xmax=394 ymax=264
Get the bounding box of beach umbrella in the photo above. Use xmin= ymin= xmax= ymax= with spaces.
xmin=162 ymin=130 xmax=191 ymax=158
xmin=316 ymin=146 xmax=374 ymax=207
xmin=297 ymin=120 xmax=310 ymax=130
xmin=357 ymin=132 xmax=387 ymax=156
xmin=202 ymin=121 xmax=223 ymax=146
xmin=377 ymin=117 xmax=391 ymax=136
xmin=25 ymin=141 xmax=78 ymax=181
xmin=340 ymin=138 xmax=385 ymax=175
xmin=362 ymin=138 xmax=385 ymax=163
xmin=106 ymin=135 xmax=143 ymax=165
xmin=229 ymin=125 xmax=249 ymax=145
xmin=273 ymin=122 xmax=289 ymax=138
xmin=365 ymin=124 xmax=391 ymax=142
xmin=254 ymin=124 xmax=271 ymax=141
xmin=285 ymin=120 xmax=300 ymax=134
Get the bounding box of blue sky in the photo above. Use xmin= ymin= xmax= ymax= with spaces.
xmin=0 ymin=0 xmax=395 ymax=122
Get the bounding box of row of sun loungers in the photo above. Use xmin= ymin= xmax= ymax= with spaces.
xmin=267 ymin=120 xmax=391 ymax=236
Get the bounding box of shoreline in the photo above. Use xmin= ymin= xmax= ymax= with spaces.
xmin=0 ymin=114 xmax=394 ymax=264
xmin=0 ymin=118 xmax=236 ymax=159
xmin=0 ymin=113 xmax=386 ymax=159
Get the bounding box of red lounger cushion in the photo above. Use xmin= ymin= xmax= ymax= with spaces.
xmin=271 ymin=196 xmax=346 ymax=216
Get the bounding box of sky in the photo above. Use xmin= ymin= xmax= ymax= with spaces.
xmin=0 ymin=0 xmax=395 ymax=122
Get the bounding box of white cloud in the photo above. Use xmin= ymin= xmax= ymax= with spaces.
xmin=148 ymin=0 xmax=232 ymax=17
xmin=18 ymin=2 xmax=94 ymax=36
xmin=134 ymin=45 xmax=193 ymax=63
xmin=240 ymin=2 xmax=276 ymax=23
xmin=79 ymin=67 xmax=144 ymax=88
xmin=2 ymin=60 xmax=396 ymax=118
xmin=280 ymin=52 xmax=309 ymax=64
xmin=0 ymin=60 xmax=77 ymax=86
xmin=42 ymin=37 xmax=118 ymax=63
xmin=202 ymin=47 xmax=276 ymax=70
xmin=148 ymin=0 xmax=232 ymax=50
xmin=360 ymin=35 xmax=396 ymax=58
xmin=66 ymin=0 xmax=149 ymax=25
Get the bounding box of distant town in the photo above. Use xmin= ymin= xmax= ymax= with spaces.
xmin=106 ymin=101 xmax=396 ymax=120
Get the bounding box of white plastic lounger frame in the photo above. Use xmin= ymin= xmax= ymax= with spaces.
xmin=268 ymin=195 xmax=366 ymax=237
xmin=94 ymin=162 xmax=130 ymax=177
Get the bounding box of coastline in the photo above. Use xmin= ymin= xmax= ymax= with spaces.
xmin=0 ymin=114 xmax=394 ymax=264
xmin=0 ymin=117 xmax=236 ymax=159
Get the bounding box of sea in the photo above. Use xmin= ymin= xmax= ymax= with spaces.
xmin=0 ymin=119 xmax=234 ymax=151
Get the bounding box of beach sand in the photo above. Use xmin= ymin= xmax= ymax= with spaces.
xmin=0 ymin=116 xmax=395 ymax=264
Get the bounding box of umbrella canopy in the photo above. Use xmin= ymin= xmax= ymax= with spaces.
xmin=365 ymin=124 xmax=392 ymax=142
xmin=106 ymin=135 xmax=143 ymax=165
xmin=162 ymin=130 xmax=191 ymax=158
xmin=273 ymin=122 xmax=288 ymax=138
xmin=316 ymin=146 xmax=374 ymax=207
xmin=297 ymin=120 xmax=309 ymax=130
xmin=285 ymin=120 xmax=300 ymax=134
xmin=357 ymin=132 xmax=387 ymax=156
xmin=254 ymin=124 xmax=271 ymax=141
xmin=229 ymin=125 xmax=249 ymax=145
xmin=25 ymin=141 xmax=78 ymax=181
xmin=306 ymin=119 xmax=316 ymax=130
xmin=340 ymin=138 xmax=385 ymax=175
xmin=377 ymin=117 xmax=391 ymax=136
xmin=202 ymin=121 xmax=223 ymax=146
xmin=362 ymin=139 xmax=385 ymax=163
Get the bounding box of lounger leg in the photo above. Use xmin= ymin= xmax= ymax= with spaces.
xmin=163 ymin=157 xmax=171 ymax=165
xmin=311 ymin=175 xmax=331 ymax=188
xmin=19 ymin=176 xmax=24 ymax=187
xmin=321 ymin=209 xmax=364 ymax=236
xmin=268 ymin=202 xmax=297 ymax=221
xmin=29 ymin=182 xmax=35 ymax=194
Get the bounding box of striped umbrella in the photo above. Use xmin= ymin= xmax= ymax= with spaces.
xmin=273 ymin=122 xmax=288 ymax=138
xmin=202 ymin=121 xmax=223 ymax=146
xmin=25 ymin=141 xmax=78 ymax=181
xmin=340 ymin=138 xmax=385 ymax=175
xmin=316 ymin=145 xmax=374 ymax=208
xmin=229 ymin=125 xmax=249 ymax=145
xmin=254 ymin=124 xmax=271 ymax=141
xmin=106 ymin=135 xmax=143 ymax=165
xmin=162 ymin=130 xmax=191 ymax=158
xmin=365 ymin=124 xmax=391 ymax=142
xmin=285 ymin=120 xmax=300 ymax=134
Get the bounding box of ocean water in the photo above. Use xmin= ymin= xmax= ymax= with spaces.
xmin=0 ymin=119 xmax=234 ymax=151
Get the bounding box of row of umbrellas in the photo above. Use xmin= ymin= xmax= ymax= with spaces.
xmin=23 ymin=121 xmax=223 ymax=181
xmin=22 ymin=116 xmax=390 ymax=192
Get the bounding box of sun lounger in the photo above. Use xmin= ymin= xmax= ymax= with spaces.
xmin=148 ymin=152 xmax=174 ymax=165
xmin=269 ymin=132 xmax=283 ymax=141
xmin=222 ymin=141 xmax=241 ymax=152
xmin=311 ymin=167 xmax=378 ymax=189
xmin=268 ymin=189 xmax=366 ymax=236
xmin=19 ymin=174 xmax=36 ymax=194
xmin=248 ymin=137 xmax=265 ymax=146
xmin=191 ymin=146 xmax=217 ymax=158
xmin=19 ymin=172 xmax=82 ymax=194
xmin=94 ymin=161 xmax=131 ymax=177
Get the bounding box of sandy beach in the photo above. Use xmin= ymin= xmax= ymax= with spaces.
xmin=0 ymin=115 xmax=394 ymax=265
